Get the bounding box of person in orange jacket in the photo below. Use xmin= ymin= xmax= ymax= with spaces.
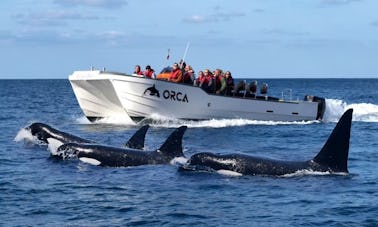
xmin=168 ymin=63 xmax=182 ymax=83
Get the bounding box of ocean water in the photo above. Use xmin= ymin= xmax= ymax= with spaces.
xmin=1 ymin=78 xmax=378 ymax=226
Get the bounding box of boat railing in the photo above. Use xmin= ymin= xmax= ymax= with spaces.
xmin=280 ymin=89 xmax=293 ymax=102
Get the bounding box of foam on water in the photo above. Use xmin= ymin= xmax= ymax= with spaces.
xmin=73 ymin=99 xmax=378 ymax=128
xmin=281 ymin=169 xmax=348 ymax=178
xmin=282 ymin=169 xmax=332 ymax=177
xmin=135 ymin=113 xmax=317 ymax=128
xmin=170 ymin=156 xmax=188 ymax=166
xmin=14 ymin=128 xmax=44 ymax=146
xmin=74 ymin=114 xmax=318 ymax=128
xmin=75 ymin=116 xmax=92 ymax=124
xmin=75 ymin=115 xmax=136 ymax=125
xmin=14 ymin=128 xmax=34 ymax=142
xmin=324 ymin=99 xmax=378 ymax=122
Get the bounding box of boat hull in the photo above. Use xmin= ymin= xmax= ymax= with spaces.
xmin=69 ymin=71 xmax=128 ymax=121
xmin=69 ymin=70 xmax=325 ymax=122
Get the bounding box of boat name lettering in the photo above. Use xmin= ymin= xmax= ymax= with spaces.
xmin=162 ymin=90 xmax=189 ymax=103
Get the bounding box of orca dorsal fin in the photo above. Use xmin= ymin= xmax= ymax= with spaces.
xmin=158 ymin=126 xmax=187 ymax=158
xmin=125 ymin=125 xmax=150 ymax=149
xmin=313 ymin=109 xmax=353 ymax=173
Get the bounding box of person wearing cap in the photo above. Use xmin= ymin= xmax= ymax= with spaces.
xmin=144 ymin=65 xmax=155 ymax=79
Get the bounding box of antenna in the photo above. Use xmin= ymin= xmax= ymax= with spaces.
xmin=180 ymin=42 xmax=190 ymax=68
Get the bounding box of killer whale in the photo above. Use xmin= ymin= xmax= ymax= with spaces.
xmin=180 ymin=109 xmax=353 ymax=176
xmin=27 ymin=122 xmax=93 ymax=144
xmin=55 ymin=126 xmax=187 ymax=167
xmin=25 ymin=122 xmax=149 ymax=150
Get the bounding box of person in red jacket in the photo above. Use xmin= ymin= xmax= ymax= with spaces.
xmin=197 ymin=71 xmax=204 ymax=83
xmin=199 ymin=69 xmax=213 ymax=93
xmin=144 ymin=65 xmax=155 ymax=79
xmin=168 ymin=63 xmax=182 ymax=83
xmin=183 ymin=65 xmax=195 ymax=84
xmin=133 ymin=65 xmax=143 ymax=76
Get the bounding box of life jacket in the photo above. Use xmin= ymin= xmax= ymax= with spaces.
xmin=134 ymin=70 xmax=143 ymax=75
xmin=215 ymin=75 xmax=222 ymax=90
xmin=226 ymin=76 xmax=234 ymax=87
xmin=204 ymin=74 xmax=212 ymax=84
xmin=144 ymin=70 xmax=154 ymax=78
xmin=183 ymin=72 xmax=194 ymax=84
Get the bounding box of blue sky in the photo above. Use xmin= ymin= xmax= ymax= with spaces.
xmin=1 ymin=0 xmax=378 ymax=78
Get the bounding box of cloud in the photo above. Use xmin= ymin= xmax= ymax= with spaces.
xmin=371 ymin=20 xmax=378 ymax=26
xmin=0 ymin=27 xmax=179 ymax=49
xmin=0 ymin=29 xmax=78 ymax=45
xmin=183 ymin=11 xmax=245 ymax=24
xmin=14 ymin=10 xmax=99 ymax=26
xmin=261 ymin=28 xmax=310 ymax=37
xmin=182 ymin=15 xmax=210 ymax=24
xmin=53 ymin=0 xmax=127 ymax=9
xmin=319 ymin=0 xmax=362 ymax=6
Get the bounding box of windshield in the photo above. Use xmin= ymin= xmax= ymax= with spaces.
xmin=159 ymin=66 xmax=173 ymax=74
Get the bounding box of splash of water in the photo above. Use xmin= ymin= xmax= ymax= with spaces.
xmin=74 ymin=99 xmax=378 ymax=128
xmin=14 ymin=128 xmax=46 ymax=146
xmin=14 ymin=128 xmax=35 ymax=142
xmin=75 ymin=115 xmax=136 ymax=125
xmin=324 ymin=99 xmax=378 ymax=122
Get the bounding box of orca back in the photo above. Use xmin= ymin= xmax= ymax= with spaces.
xmin=28 ymin=122 xmax=92 ymax=144
xmin=313 ymin=109 xmax=353 ymax=173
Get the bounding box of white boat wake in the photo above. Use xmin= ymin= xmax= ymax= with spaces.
xmin=73 ymin=98 xmax=378 ymax=128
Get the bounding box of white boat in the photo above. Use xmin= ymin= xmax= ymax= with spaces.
xmin=69 ymin=69 xmax=326 ymax=122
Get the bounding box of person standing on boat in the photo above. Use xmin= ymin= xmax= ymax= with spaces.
xmin=183 ymin=65 xmax=195 ymax=84
xmin=224 ymin=71 xmax=234 ymax=96
xmin=134 ymin=65 xmax=143 ymax=76
xmin=168 ymin=63 xmax=183 ymax=83
xmin=215 ymin=69 xmax=226 ymax=95
xmin=200 ymin=69 xmax=213 ymax=93
xmin=197 ymin=71 xmax=204 ymax=82
xmin=144 ymin=65 xmax=156 ymax=79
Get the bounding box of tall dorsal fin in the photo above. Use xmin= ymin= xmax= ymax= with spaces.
xmin=125 ymin=125 xmax=150 ymax=149
xmin=313 ymin=109 xmax=353 ymax=172
xmin=158 ymin=126 xmax=187 ymax=158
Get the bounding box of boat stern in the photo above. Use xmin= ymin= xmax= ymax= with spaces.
xmin=305 ymin=95 xmax=326 ymax=120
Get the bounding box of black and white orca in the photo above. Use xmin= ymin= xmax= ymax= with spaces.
xmin=55 ymin=126 xmax=187 ymax=167
xmin=180 ymin=109 xmax=353 ymax=176
xmin=27 ymin=122 xmax=93 ymax=144
xmin=26 ymin=122 xmax=149 ymax=150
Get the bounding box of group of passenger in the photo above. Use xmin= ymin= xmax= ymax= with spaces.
xmin=132 ymin=61 xmax=235 ymax=96
xmin=133 ymin=65 xmax=156 ymax=79
xmin=196 ymin=68 xmax=235 ymax=95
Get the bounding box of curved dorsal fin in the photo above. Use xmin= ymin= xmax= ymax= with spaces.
xmin=158 ymin=126 xmax=187 ymax=158
xmin=313 ymin=109 xmax=353 ymax=172
xmin=125 ymin=125 xmax=150 ymax=149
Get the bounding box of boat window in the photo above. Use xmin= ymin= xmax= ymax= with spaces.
xmin=160 ymin=66 xmax=173 ymax=74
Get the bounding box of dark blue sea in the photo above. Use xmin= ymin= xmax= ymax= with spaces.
xmin=1 ymin=78 xmax=378 ymax=226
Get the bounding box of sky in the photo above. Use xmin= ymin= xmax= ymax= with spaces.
xmin=1 ymin=0 xmax=378 ymax=79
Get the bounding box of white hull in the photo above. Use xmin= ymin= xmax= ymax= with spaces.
xmin=69 ymin=71 xmax=128 ymax=121
xmin=69 ymin=70 xmax=325 ymax=122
